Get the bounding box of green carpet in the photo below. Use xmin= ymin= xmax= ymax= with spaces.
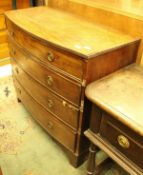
xmin=0 ymin=75 xmax=128 ymax=175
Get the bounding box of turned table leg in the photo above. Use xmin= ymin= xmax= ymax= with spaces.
xmin=87 ymin=143 xmax=97 ymax=175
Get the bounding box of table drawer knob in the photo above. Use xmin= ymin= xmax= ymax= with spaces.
xmin=117 ymin=135 xmax=130 ymax=149
xmin=47 ymin=121 xmax=53 ymax=129
xmin=46 ymin=76 xmax=53 ymax=86
xmin=47 ymin=99 xmax=54 ymax=108
xmin=47 ymin=52 xmax=54 ymax=62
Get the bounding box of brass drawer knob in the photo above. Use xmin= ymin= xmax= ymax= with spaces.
xmin=62 ymin=100 xmax=67 ymax=107
xmin=46 ymin=76 xmax=53 ymax=86
xmin=47 ymin=121 xmax=53 ymax=129
xmin=47 ymin=99 xmax=54 ymax=108
xmin=47 ymin=52 xmax=54 ymax=62
xmin=117 ymin=135 xmax=130 ymax=149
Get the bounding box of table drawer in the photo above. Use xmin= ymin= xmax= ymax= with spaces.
xmin=9 ymin=40 xmax=82 ymax=106
xmin=100 ymin=112 xmax=143 ymax=169
xmin=6 ymin=18 xmax=83 ymax=79
xmin=14 ymin=79 xmax=77 ymax=152
xmin=12 ymin=59 xmax=79 ymax=130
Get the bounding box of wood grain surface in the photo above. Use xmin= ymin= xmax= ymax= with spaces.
xmin=14 ymin=78 xmax=77 ymax=152
xmin=7 ymin=19 xmax=84 ymax=80
xmin=69 ymin=0 xmax=143 ymax=19
xmin=86 ymin=64 xmax=143 ymax=136
xmin=5 ymin=6 xmax=138 ymax=58
xmin=48 ymin=0 xmax=143 ymax=63
xmin=12 ymin=58 xmax=80 ymax=130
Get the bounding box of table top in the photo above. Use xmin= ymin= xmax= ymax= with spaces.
xmin=5 ymin=6 xmax=138 ymax=58
xmin=86 ymin=64 xmax=143 ymax=136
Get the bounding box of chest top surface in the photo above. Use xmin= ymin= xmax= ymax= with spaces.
xmin=71 ymin=0 xmax=143 ymax=20
xmin=86 ymin=64 xmax=143 ymax=136
xmin=5 ymin=6 xmax=138 ymax=58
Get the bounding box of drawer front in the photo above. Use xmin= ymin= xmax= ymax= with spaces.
xmin=100 ymin=113 xmax=143 ymax=169
xmin=12 ymin=59 xmax=79 ymax=130
xmin=14 ymin=79 xmax=76 ymax=152
xmin=0 ymin=15 xmax=6 ymax=30
xmin=9 ymin=40 xmax=82 ymax=106
xmin=6 ymin=19 xmax=83 ymax=79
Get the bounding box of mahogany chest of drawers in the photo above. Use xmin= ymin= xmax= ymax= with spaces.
xmin=5 ymin=7 xmax=140 ymax=167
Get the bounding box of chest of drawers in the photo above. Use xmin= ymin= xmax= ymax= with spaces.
xmin=5 ymin=7 xmax=140 ymax=167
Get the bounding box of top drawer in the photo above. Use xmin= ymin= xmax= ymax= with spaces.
xmin=6 ymin=18 xmax=84 ymax=80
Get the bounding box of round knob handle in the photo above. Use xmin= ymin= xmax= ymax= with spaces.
xmin=62 ymin=100 xmax=67 ymax=107
xmin=47 ymin=52 xmax=54 ymax=62
xmin=47 ymin=99 xmax=54 ymax=108
xmin=117 ymin=135 xmax=130 ymax=149
xmin=47 ymin=121 xmax=53 ymax=129
xmin=46 ymin=76 xmax=53 ymax=86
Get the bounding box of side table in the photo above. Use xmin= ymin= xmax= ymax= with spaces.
xmin=85 ymin=64 xmax=143 ymax=175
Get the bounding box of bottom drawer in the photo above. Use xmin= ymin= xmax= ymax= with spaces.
xmin=100 ymin=112 xmax=143 ymax=169
xmin=14 ymin=78 xmax=76 ymax=152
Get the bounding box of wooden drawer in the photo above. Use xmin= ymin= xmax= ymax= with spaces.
xmin=12 ymin=59 xmax=80 ymax=130
xmin=0 ymin=14 xmax=6 ymax=30
xmin=100 ymin=112 xmax=143 ymax=169
xmin=14 ymin=79 xmax=77 ymax=152
xmin=6 ymin=19 xmax=83 ymax=80
xmin=9 ymin=39 xmax=82 ymax=106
